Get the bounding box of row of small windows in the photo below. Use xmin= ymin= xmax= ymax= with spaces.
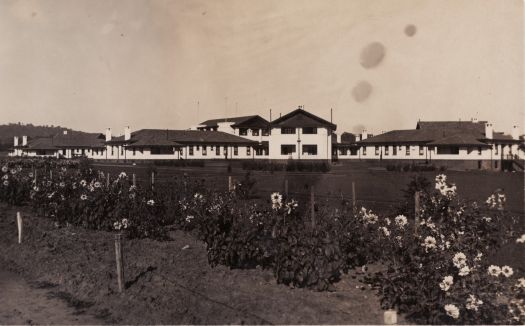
xmin=280 ymin=144 xmax=318 ymax=155
xmin=339 ymin=146 xmax=489 ymax=156
xmin=281 ymin=127 xmax=318 ymax=135
xmin=239 ymin=128 xmax=270 ymax=136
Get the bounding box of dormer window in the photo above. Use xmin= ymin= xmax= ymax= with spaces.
xmin=251 ymin=129 xmax=259 ymax=136
xmin=262 ymin=128 xmax=270 ymax=136
xmin=239 ymin=128 xmax=248 ymax=136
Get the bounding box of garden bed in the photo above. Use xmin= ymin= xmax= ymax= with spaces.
xmin=0 ymin=203 xmax=393 ymax=325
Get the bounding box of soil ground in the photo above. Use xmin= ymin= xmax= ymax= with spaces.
xmin=0 ymin=203 xmax=402 ymax=325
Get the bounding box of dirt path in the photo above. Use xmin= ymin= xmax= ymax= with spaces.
xmin=0 ymin=270 xmax=99 ymax=325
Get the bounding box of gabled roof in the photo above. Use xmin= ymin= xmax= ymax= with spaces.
xmin=416 ymin=121 xmax=486 ymax=133
xmin=121 ymin=129 xmax=257 ymax=147
xmin=199 ymin=115 xmax=259 ymax=128
xmin=360 ymin=129 xmax=441 ymax=144
xmin=52 ymin=133 xmax=106 ymax=148
xmin=22 ymin=132 xmax=106 ymax=150
xmin=270 ymin=108 xmax=336 ymax=130
xmin=231 ymin=115 xmax=270 ymax=128
xmin=427 ymin=134 xmax=490 ymax=147
xmin=360 ymin=120 xmax=519 ymax=147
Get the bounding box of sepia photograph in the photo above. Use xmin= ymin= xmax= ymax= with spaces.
xmin=0 ymin=0 xmax=524 ymax=324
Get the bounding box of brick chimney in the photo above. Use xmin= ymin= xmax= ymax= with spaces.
xmin=63 ymin=130 xmax=68 ymax=135
xmin=14 ymin=136 xmax=19 ymax=147
xmin=485 ymin=123 xmax=493 ymax=139
xmin=22 ymin=136 xmax=27 ymax=146
xmin=511 ymin=125 xmax=520 ymax=140
xmin=124 ymin=126 xmax=131 ymax=141
xmin=105 ymin=128 xmax=112 ymax=141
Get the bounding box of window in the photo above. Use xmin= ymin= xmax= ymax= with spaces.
xmin=350 ymin=148 xmax=358 ymax=156
xmin=302 ymin=127 xmax=317 ymax=134
xmin=375 ymin=146 xmax=379 ymax=155
xmin=251 ymin=129 xmax=259 ymax=136
xmin=246 ymin=146 xmax=251 ymax=156
xmin=189 ymin=146 xmax=194 ymax=156
xmin=363 ymin=147 xmax=367 ymax=156
xmin=406 ymin=146 xmax=410 ymax=156
xmin=179 ymin=148 xmax=183 ymax=155
xmin=302 ymin=145 xmax=318 ymax=155
xmin=120 ymin=147 xmax=123 ymax=155
xmin=196 ymin=145 xmax=200 ymax=151
xmin=262 ymin=128 xmax=270 ymax=136
xmin=281 ymin=127 xmax=296 ymax=134
xmin=256 ymin=148 xmax=264 ymax=156
xmin=239 ymin=128 xmax=248 ymax=136
xmin=216 ymin=146 xmax=220 ymax=156
xmin=437 ymin=147 xmax=460 ymax=155
xmin=478 ymin=147 xmax=482 ymax=155
xmin=111 ymin=146 xmax=114 ymax=156
xmin=234 ymin=145 xmax=238 ymax=156
xmin=494 ymin=144 xmax=499 ymax=155
xmin=392 ymin=146 xmax=397 ymax=156
xmin=385 ymin=146 xmax=389 ymax=156
xmin=224 ymin=146 xmax=228 ymax=156
xmin=281 ymin=145 xmax=296 ymax=155
xmin=133 ymin=148 xmax=136 ymax=156
xmin=202 ymin=146 xmax=207 ymax=156
xmin=419 ymin=146 xmax=424 ymax=156
xmin=151 ymin=147 xmax=174 ymax=155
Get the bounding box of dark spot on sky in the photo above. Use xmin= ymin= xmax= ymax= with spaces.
xmin=121 ymin=34 xmax=124 ymax=37
xmin=31 ymin=12 xmax=37 ymax=18
xmin=202 ymin=11 xmax=207 ymax=15
xmin=404 ymin=24 xmax=417 ymax=37
xmin=360 ymin=42 xmax=385 ymax=69
xmin=352 ymin=81 xmax=372 ymax=102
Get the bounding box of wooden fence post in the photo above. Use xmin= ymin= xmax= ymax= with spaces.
xmin=414 ymin=191 xmax=421 ymax=235
xmin=106 ymin=173 xmax=110 ymax=188
xmin=151 ymin=171 xmax=155 ymax=190
xmin=384 ymin=309 xmax=398 ymax=325
xmin=17 ymin=212 xmax=22 ymax=244
xmin=114 ymin=233 xmax=124 ymax=293
xmin=284 ymin=179 xmax=289 ymax=197
xmin=352 ymin=181 xmax=356 ymax=211
xmin=132 ymin=173 xmax=136 ymax=187
xmin=310 ymin=186 xmax=315 ymax=228
xmin=228 ymin=176 xmax=233 ymax=192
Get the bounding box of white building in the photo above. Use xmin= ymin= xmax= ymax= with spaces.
xmin=267 ymin=107 xmax=336 ymax=161
xmin=335 ymin=120 xmax=522 ymax=170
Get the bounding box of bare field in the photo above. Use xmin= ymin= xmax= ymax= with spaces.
xmin=0 ymin=203 xmax=394 ymax=325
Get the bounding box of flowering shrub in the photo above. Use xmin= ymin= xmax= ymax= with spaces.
xmin=369 ymin=175 xmax=523 ymax=324
xmin=1 ymin=158 xmax=523 ymax=323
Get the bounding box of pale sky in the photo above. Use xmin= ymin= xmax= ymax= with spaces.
xmin=0 ymin=0 xmax=523 ymax=136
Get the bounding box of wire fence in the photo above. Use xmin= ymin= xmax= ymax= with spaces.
xmin=92 ymin=163 xmax=525 ymax=216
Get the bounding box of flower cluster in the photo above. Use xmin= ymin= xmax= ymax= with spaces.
xmin=435 ymin=174 xmax=457 ymax=197
xmin=271 ymin=192 xmax=282 ymax=210
xmin=487 ymin=265 xmax=513 ymax=277
xmin=359 ymin=207 xmax=378 ymax=224
xmin=486 ymin=191 xmax=506 ymax=210
xmin=113 ymin=218 xmax=130 ymax=231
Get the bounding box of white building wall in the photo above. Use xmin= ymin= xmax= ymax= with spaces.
xmin=268 ymin=127 xmax=332 ymax=160
xmin=338 ymin=144 xmax=511 ymax=161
